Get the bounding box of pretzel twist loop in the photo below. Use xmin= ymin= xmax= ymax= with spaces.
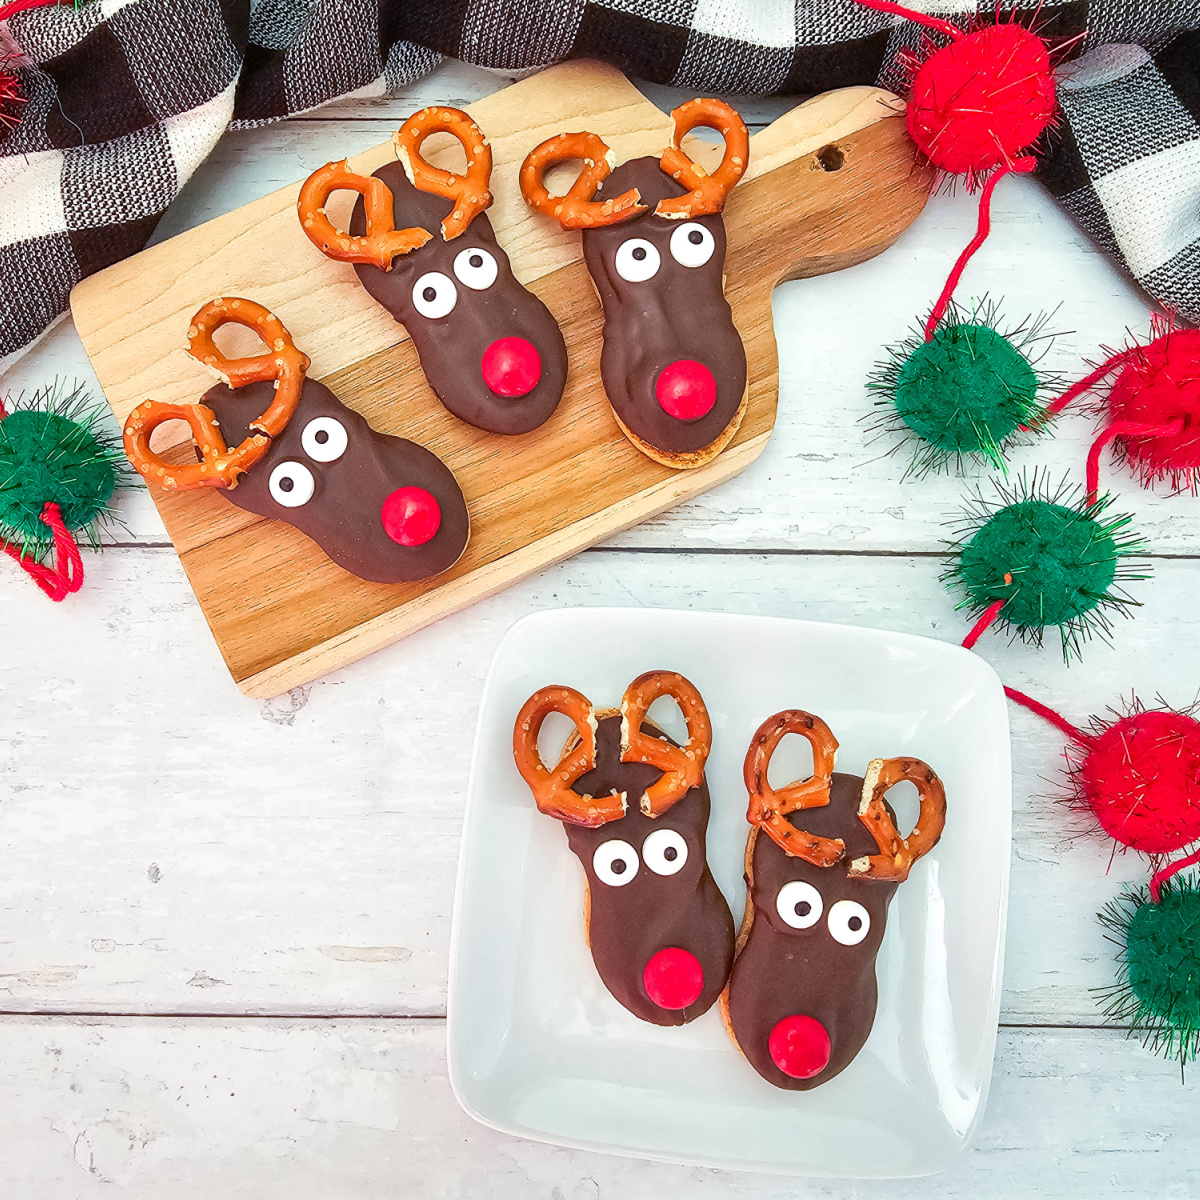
xmin=513 ymin=686 xmax=626 ymax=827
xmin=123 ymin=401 xmax=268 ymax=491
xmin=620 ymin=671 xmax=712 ymax=816
xmin=394 ymin=107 xmax=493 ymax=241
xmin=298 ymin=159 xmax=432 ymax=270
xmin=123 ymin=298 xmax=310 ymax=491
xmin=744 ymin=710 xmax=844 ymax=866
xmin=655 ymin=98 xmax=749 ymax=220
xmin=519 ymin=132 xmax=646 ymax=230
xmin=850 ymin=757 xmax=947 ymax=882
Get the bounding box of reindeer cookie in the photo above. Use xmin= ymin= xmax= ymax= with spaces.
xmin=298 ymin=108 xmax=568 ymax=436
xmin=520 ymin=100 xmax=749 ymax=469
xmin=514 ymin=672 xmax=735 ymax=1025
xmin=722 ymin=711 xmax=947 ymax=1090
xmin=123 ymin=298 xmax=470 ymax=584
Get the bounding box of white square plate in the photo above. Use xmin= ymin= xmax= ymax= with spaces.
xmin=448 ymin=608 xmax=1010 ymax=1177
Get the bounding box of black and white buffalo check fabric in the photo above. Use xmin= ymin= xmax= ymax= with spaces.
xmin=2 ymin=1 xmax=1199 ymax=369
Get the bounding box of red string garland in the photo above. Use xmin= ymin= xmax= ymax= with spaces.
xmin=856 ymin=0 xmax=1062 ymax=327
xmin=1 ymin=500 xmax=84 ymax=600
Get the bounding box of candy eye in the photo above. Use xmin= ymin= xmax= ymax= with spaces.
xmin=642 ymin=827 xmax=688 ymax=876
xmin=669 ymin=222 xmax=715 ymax=268
xmin=453 ymin=247 xmax=498 ymax=291
xmin=268 ymin=461 xmax=315 ymax=508
xmin=300 ymin=416 xmax=347 ymax=463
xmin=412 ymin=271 xmax=458 ymax=319
xmin=614 ymin=238 xmax=661 ymax=283
xmin=592 ymin=839 xmax=639 ymax=887
xmin=775 ymin=880 xmax=823 ymax=930
xmin=828 ymin=899 xmax=871 ymax=946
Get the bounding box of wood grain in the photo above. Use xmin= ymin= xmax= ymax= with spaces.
xmin=70 ymin=62 xmax=928 ymax=696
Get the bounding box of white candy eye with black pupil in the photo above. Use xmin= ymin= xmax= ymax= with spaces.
xmin=614 ymin=238 xmax=661 ymax=283
xmin=642 ymin=827 xmax=688 ymax=876
xmin=593 ymin=839 xmax=639 ymax=887
xmin=412 ymin=271 xmax=457 ymax=319
xmin=670 ymin=222 xmax=715 ymax=268
xmin=775 ymin=880 xmax=823 ymax=930
xmin=828 ymin=899 xmax=871 ymax=945
xmin=268 ymin=461 xmax=315 ymax=508
xmin=453 ymin=246 xmax=498 ymax=291
xmin=300 ymin=416 xmax=347 ymax=463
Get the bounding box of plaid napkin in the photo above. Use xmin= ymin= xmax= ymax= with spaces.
xmin=1 ymin=0 xmax=1198 ymax=371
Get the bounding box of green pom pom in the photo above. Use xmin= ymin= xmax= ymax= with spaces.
xmin=1098 ymin=877 xmax=1200 ymax=1066
xmin=866 ymin=301 xmax=1057 ymax=477
xmin=0 ymin=382 xmax=125 ymax=561
xmin=943 ymin=472 xmax=1148 ymax=660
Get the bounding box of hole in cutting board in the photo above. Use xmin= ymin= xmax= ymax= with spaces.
xmin=816 ymin=144 xmax=844 ymax=172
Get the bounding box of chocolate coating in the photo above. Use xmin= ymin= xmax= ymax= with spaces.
xmin=726 ymin=773 xmax=900 ymax=1090
xmin=204 ymin=377 xmax=469 ymax=583
xmin=350 ymin=162 xmax=567 ymax=435
xmin=562 ymin=713 xmax=735 ymax=1026
xmin=581 ymin=157 xmax=747 ymax=455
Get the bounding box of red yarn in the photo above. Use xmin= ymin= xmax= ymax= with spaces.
xmin=907 ymin=22 xmax=1056 ymax=178
xmin=1004 ymin=686 xmax=1092 ymax=746
xmin=852 ymin=0 xmax=963 ymax=42
xmin=1150 ymin=845 xmax=1200 ymax=903
xmin=961 ymin=596 xmax=1007 ymax=649
xmin=1086 ymin=417 xmax=1186 ymax=504
xmin=1076 ymin=710 xmax=1200 ymax=855
xmin=924 ymin=155 xmax=1035 ymax=339
xmin=1044 ymin=350 xmax=1135 ymax=417
xmin=0 ymin=0 xmax=67 ymax=20
xmin=2 ymin=501 xmax=85 ymax=601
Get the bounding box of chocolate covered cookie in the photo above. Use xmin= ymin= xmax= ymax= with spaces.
xmin=514 ymin=672 xmax=735 ymax=1025
xmin=123 ymin=297 xmax=469 ymax=584
xmin=520 ymin=99 xmax=749 ymax=468
xmin=722 ymin=710 xmax=946 ymax=1089
xmin=299 ymin=107 xmax=567 ymax=436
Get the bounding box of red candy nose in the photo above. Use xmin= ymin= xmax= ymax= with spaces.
xmin=381 ymin=486 xmax=441 ymax=547
xmin=768 ymin=1014 xmax=832 ymax=1080
xmin=656 ymin=359 xmax=717 ymax=421
xmin=481 ymin=336 xmax=542 ymax=397
xmin=642 ymin=947 xmax=704 ymax=1010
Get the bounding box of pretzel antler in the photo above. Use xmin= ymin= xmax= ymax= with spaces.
xmin=123 ymin=298 xmax=311 ymax=491
xmin=520 ymin=132 xmax=646 ymax=230
xmin=394 ymin=107 xmax=493 ymax=240
xmin=514 ymin=686 xmax=626 ymax=827
xmin=620 ymin=671 xmax=712 ymax=816
xmin=298 ymin=159 xmax=432 ymax=270
xmin=655 ymin=98 xmax=749 ymax=221
xmin=744 ymin=710 xmax=844 ymax=866
xmin=850 ymin=757 xmax=947 ymax=883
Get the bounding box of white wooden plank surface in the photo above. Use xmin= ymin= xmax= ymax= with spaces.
xmin=1 ymin=1017 xmax=1195 ymax=1198
xmin=0 ymin=547 xmax=1186 ymax=1020
xmin=2 ymin=59 xmax=1195 ymax=1197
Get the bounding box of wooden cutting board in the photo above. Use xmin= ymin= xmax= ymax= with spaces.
xmin=71 ymin=61 xmax=930 ymax=697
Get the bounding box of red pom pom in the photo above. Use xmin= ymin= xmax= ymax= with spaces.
xmin=907 ymin=23 xmax=1056 ymax=178
xmin=1077 ymin=709 xmax=1200 ymax=854
xmin=1106 ymin=328 xmax=1200 ymax=490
